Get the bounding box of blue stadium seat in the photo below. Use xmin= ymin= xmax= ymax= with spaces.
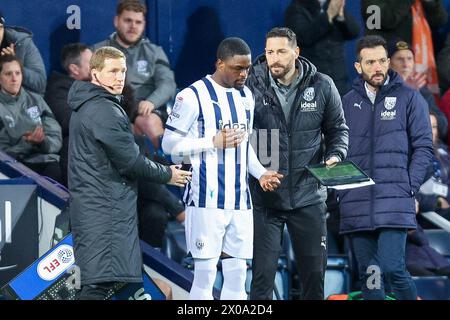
xmin=162 ymin=221 xmax=187 ymax=264
xmin=413 ymin=276 xmax=450 ymax=300
xmin=325 ymin=256 xmax=351 ymax=298
xmin=423 ymin=229 xmax=450 ymax=256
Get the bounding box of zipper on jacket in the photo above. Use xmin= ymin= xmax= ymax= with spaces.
xmin=267 ymin=91 xmax=294 ymax=209
xmin=370 ymin=100 xmax=375 ymax=229
xmin=287 ymin=90 xmax=302 ymax=209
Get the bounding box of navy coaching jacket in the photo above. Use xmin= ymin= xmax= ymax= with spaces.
xmin=338 ymin=70 xmax=433 ymax=234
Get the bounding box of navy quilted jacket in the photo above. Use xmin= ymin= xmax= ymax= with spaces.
xmin=338 ymin=70 xmax=433 ymax=234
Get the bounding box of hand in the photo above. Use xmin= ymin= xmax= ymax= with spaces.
xmin=325 ymin=156 xmax=340 ymax=166
xmin=437 ymin=197 xmax=450 ymax=209
xmin=23 ymin=126 xmax=45 ymax=144
xmin=167 ymin=165 xmax=192 ymax=187
xmin=405 ymin=71 xmax=427 ymax=90
xmin=213 ymin=129 xmax=246 ymax=149
xmin=176 ymin=211 xmax=186 ymax=223
xmin=338 ymin=0 xmax=345 ymax=18
xmin=259 ymin=170 xmax=284 ymax=192
xmin=1 ymin=44 xmax=15 ymax=56
xmin=327 ymin=0 xmax=343 ymax=22
xmin=138 ymin=100 xmax=155 ymax=117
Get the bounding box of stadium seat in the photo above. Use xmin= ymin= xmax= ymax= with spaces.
xmin=413 ymin=276 xmax=450 ymax=300
xmin=162 ymin=221 xmax=187 ymax=264
xmin=325 ymin=256 xmax=351 ymax=298
xmin=423 ymin=229 xmax=450 ymax=256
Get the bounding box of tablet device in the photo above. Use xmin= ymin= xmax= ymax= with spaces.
xmin=305 ymin=161 xmax=370 ymax=186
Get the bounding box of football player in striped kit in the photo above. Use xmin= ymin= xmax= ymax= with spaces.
xmin=162 ymin=37 xmax=282 ymax=300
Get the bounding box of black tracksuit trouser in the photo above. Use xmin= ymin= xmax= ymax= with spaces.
xmin=250 ymin=202 xmax=327 ymax=300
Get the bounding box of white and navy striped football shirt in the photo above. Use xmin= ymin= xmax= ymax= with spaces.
xmin=164 ymin=75 xmax=262 ymax=210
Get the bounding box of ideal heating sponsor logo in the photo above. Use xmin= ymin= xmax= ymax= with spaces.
xmin=218 ymin=119 xmax=249 ymax=131
xmin=380 ymin=97 xmax=397 ymax=120
xmin=37 ymin=244 xmax=75 ymax=281
xmin=300 ymin=87 xmax=317 ymax=112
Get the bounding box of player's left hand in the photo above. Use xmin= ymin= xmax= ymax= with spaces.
xmin=325 ymin=156 xmax=340 ymax=167
xmin=259 ymin=170 xmax=283 ymax=192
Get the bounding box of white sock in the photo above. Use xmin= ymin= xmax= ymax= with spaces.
xmin=220 ymin=258 xmax=248 ymax=300
xmin=189 ymin=257 xmax=219 ymax=300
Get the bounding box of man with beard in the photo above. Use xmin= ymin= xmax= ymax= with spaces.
xmin=246 ymin=27 xmax=349 ymax=300
xmin=93 ymin=0 xmax=176 ymax=151
xmin=339 ymin=35 xmax=433 ymax=300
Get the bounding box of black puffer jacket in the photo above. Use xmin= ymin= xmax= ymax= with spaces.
xmin=67 ymin=81 xmax=172 ymax=285
xmin=247 ymin=55 xmax=348 ymax=211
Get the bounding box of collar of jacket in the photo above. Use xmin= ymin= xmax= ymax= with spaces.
xmin=250 ymin=54 xmax=317 ymax=103
xmin=0 ymin=88 xmax=25 ymax=104
xmin=108 ymin=32 xmax=150 ymax=51
xmin=68 ymin=80 xmax=123 ymax=112
xmin=352 ymin=69 xmax=404 ymax=104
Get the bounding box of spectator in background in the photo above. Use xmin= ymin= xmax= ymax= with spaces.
xmin=440 ymin=88 xmax=450 ymax=143
xmin=0 ymin=10 xmax=46 ymax=95
xmin=0 ymin=55 xmax=62 ymax=182
xmin=415 ymin=112 xmax=450 ymax=222
xmin=92 ymin=0 xmax=176 ymax=151
xmin=407 ymin=183 xmax=450 ymax=278
xmin=362 ymin=0 xmax=448 ymax=46
xmin=437 ymin=33 xmax=450 ymax=95
xmin=45 ymin=43 xmax=92 ymax=186
xmin=406 ymin=223 xmax=450 ymax=277
xmin=285 ymin=0 xmax=360 ymax=96
xmin=388 ymin=39 xmax=448 ymax=141
xmin=339 ymin=35 xmax=433 ymax=300
xmin=362 ymin=0 xmax=448 ymax=97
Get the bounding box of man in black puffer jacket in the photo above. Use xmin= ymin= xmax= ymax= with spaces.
xmin=246 ymin=27 xmax=348 ymax=300
xmin=68 ymin=46 xmax=191 ymax=300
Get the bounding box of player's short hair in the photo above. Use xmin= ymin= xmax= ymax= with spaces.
xmin=61 ymin=43 xmax=90 ymax=73
xmin=90 ymin=46 xmax=125 ymax=71
xmin=217 ymin=37 xmax=251 ymax=61
xmin=0 ymin=54 xmax=23 ymax=74
xmin=266 ymin=27 xmax=297 ymax=48
xmin=117 ymin=0 xmax=147 ymax=16
xmin=356 ymin=35 xmax=388 ymax=62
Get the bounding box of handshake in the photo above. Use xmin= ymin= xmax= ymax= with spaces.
xmin=259 ymin=171 xmax=283 ymax=192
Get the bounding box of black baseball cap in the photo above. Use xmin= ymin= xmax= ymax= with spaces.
xmin=387 ymin=39 xmax=414 ymax=58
